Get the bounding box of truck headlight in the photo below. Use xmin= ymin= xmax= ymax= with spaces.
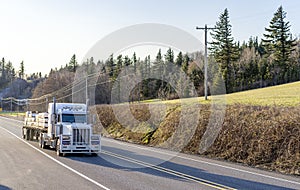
xmin=91 ymin=136 xmax=100 ymax=140
xmin=91 ymin=141 xmax=100 ymax=145
xmin=62 ymin=141 xmax=70 ymax=145
xmin=62 ymin=135 xmax=71 ymax=140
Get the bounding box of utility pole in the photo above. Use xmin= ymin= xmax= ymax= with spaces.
xmin=45 ymin=97 xmax=48 ymax=112
xmin=85 ymin=77 xmax=89 ymax=124
xmin=86 ymin=77 xmax=88 ymax=105
xmin=196 ymin=25 xmax=215 ymax=100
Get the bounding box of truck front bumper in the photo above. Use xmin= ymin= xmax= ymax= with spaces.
xmin=60 ymin=145 xmax=101 ymax=153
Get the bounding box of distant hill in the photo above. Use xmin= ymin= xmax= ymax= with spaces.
xmin=0 ymin=78 xmax=42 ymax=99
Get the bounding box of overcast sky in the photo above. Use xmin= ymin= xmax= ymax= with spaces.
xmin=0 ymin=0 xmax=299 ymax=75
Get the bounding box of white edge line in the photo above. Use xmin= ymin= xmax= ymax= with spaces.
xmin=0 ymin=125 xmax=110 ymax=190
xmin=103 ymin=137 xmax=300 ymax=186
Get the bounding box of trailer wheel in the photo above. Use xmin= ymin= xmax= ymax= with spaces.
xmin=56 ymin=140 xmax=62 ymax=156
xmin=25 ymin=129 xmax=29 ymax=140
xmin=22 ymin=128 xmax=25 ymax=139
xmin=39 ymin=133 xmax=45 ymax=149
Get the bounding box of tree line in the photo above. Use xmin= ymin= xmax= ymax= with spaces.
xmin=0 ymin=58 xmax=45 ymax=89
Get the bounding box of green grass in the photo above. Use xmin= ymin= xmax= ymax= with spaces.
xmin=225 ymin=81 xmax=300 ymax=106
xmin=143 ymin=81 xmax=300 ymax=107
xmin=0 ymin=112 xmax=25 ymax=117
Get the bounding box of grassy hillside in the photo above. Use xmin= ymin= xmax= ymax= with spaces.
xmin=148 ymin=81 xmax=300 ymax=106
xmin=225 ymin=81 xmax=300 ymax=106
xmin=94 ymin=82 xmax=300 ymax=175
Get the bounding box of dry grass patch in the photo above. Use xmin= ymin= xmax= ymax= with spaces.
xmin=95 ymin=103 xmax=300 ymax=175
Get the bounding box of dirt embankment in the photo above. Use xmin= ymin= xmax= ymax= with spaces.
xmin=94 ymin=103 xmax=300 ymax=176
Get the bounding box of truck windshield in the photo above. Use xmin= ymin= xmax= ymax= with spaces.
xmin=62 ymin=114 xmax=86 ymax=123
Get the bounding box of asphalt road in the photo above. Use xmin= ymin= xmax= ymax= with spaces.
xmin=0 ymin=116 xmax=299 ymax=190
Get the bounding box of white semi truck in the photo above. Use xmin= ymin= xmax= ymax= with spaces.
xmin=22 ymin=99 xmax=101 ymax=156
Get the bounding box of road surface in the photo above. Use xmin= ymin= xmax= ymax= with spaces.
xmin=0 ymin=116 xmax=299 ymax=190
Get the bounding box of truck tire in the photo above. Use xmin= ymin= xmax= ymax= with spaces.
xmin=91 ymin=153 xmax=98 ymax=157
xmin=25 ymin=129 xmax=29 ymax=141
xmin=22 ymin=128 xmax=25 ymax=139
xmin=56 ymin=140 xmax=62 ymax=156
xmin=39 ymin=133 xmax=45 ymax=149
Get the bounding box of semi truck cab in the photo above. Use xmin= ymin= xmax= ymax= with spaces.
xmin=40 ymin=102 xmax=101 ymax=156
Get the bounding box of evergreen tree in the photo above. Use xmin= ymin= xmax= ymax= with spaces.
xmin=132 ymin=52 xmax=137 ymax=73
xmin=152 ymin=49 xmax=164 ymax=92
xmin=164 ymin=48 xmax=174 ymax=64
xmin=116 ymin=55 xmax=123 ymax=68
xmin=123 ymin=55 xmax=131 ymax=76
xmin=68 ymin=54 xmax=78 ymax=72
xmin=182 ymin=53 xmax=190 ymax=73
xmin=5 ymin=61 xmax=14 ymax=81
xmin=210 ymin=8 xmax=239 ymax=93
xmin=175 ymin=52 xmax=183 ymax=66
xmin=143 ymin=56 xmax=151 ymax=97
xmin=164 ymin=48 xmax=174 ymax=94
xmin=87 ymin=57 xmax=96 ymax=75
xmin=262 ymin=6 xmax=296 ymax=84
xmin=124 ymin=55 xmax=131 ymax=66
xmin=156 ymin=49 xmax=162 ymax=62
xmin=19 ymin=61 xmax=25 ymax=79
xmin=114 ymin=54 xmax=123 ymax=103
xmin=1 ymin=58 xmax=5 ymax=80
xmin=181 ymin=53 xmax=191 ymax=97
xmin=106 ymin=54 xmax=115 ymax=77
xmin=114 ymin=54 xmax=123 ymax=79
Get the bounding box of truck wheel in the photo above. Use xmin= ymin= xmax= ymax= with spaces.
xmin=28 ymin=129 xmax=32 ymax=141
xmin=91 ymin=153 xmax=98 ymax=157
xmin=39 ymin=134 xmax=45 ymax=149
xmin=56 ymin=140 xmax=62 ymax=156
xmin=22 ymin=128 xmax=25 ymax=139
xmin=25 ymin=130 xmax=29 ymax=140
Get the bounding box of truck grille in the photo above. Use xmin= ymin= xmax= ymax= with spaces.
xmin=73 ymin=129 xmax=90 ymax=145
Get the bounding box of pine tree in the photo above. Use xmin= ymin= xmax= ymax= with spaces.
xmin=152 ymin=49 xmax=164 ymax=93
xmin=1 ymin=58 xmax=5 ymax=80
xmin=132 ymin=52 xmax=137 ymax=74
xmin=182 ymin=53 xmax=190 ymax=73
xmin=182 ymin=53 xmax=190 ymax=97
xmin=106 ymin=54 xmax=115 ymax=77
xmin=262 ymin=6 xmax=296 ymax=84
xmin=210 ymin=8 xmax=239 ymax=93
xmin=115 ymin=54 xmax=123 ymax=75
xmin=164 ymin=48 xmax=174 ymax=93
xmin=19 ymin=61 xmax=25 ymax=79
xmin=175 ymin=52 xmax=183 ymax=66
xmin=68 ymin=54 xmax=78 ymax=72
xmin=5 ymin=61 xmax=14 ymax=82
xmin=164 ymin=48 xmax=174 ymax=64
xmin=143 ymin=56 xmax=151 ymax=97
xmin=124 ymin=55 xmax=131 ymax=66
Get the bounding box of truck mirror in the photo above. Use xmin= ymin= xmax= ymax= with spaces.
xmin=51 ymin=114 xmax=56 ymax=124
